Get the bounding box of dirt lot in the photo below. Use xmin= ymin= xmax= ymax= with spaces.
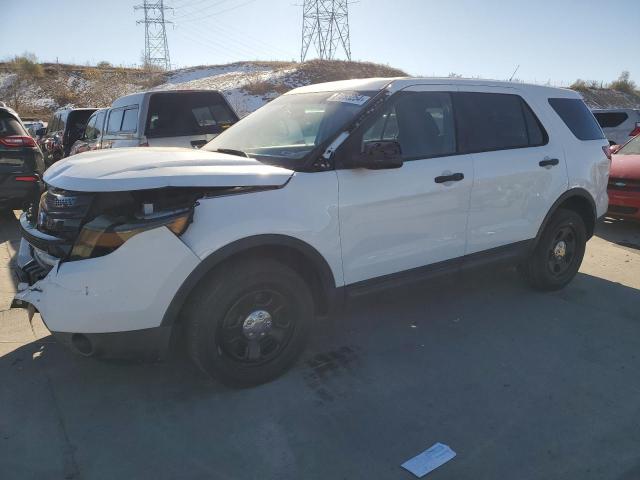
xmin=1 ymin=212 xmax=639 ymax=480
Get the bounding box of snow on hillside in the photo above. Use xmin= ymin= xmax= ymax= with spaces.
xmin=156 ymin=63 xmax=301 ymax=116
xmin=0 ymin=60 xmax=407 ymax=119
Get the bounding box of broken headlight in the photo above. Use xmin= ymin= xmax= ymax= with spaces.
xmin=70 ymin=208 xmax=192 ymax=260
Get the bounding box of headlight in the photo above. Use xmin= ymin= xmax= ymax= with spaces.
xmin=70 ymin=209 xmax=191 ymax=260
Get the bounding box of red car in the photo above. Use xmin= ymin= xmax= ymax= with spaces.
xmin=608 ymin=135 xmax=640 ymax=220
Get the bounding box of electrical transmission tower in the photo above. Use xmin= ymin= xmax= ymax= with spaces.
xmin=134 ymin=1 xmax=172 ymax=70
xmin=301 ymin=0 xmax=352 ymax=62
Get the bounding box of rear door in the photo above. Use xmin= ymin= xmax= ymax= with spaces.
xmin=337 ymin=85 xmax=474 ymax=286
xmin=456 ymin=87 xmax=568 ymax=254
xmin=144 ymin=91 xmax=239 ymax=149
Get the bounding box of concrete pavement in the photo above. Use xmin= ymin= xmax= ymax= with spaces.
xmin=1 ymin=212 xmax=639 ymax=480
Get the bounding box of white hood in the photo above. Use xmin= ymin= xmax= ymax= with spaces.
xmin=44 ymin=147 xmax=294 ymax=192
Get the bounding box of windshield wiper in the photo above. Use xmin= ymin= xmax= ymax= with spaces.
xmin=214 ymin=148 xmax=249 ymax=158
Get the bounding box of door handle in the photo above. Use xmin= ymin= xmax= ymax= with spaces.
xmin=434 ymin=172 xmax=464 ymax=184
xmin=539 ymin=158 xmax=559 ymax=167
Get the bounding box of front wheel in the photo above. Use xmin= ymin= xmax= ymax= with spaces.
xmin=521 ymin=208 xmax=587 ymax=291
xmin=185 ymin=258 xmax=314 ymax=387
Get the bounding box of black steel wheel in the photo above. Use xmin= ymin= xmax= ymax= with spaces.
xmin=521 ymin=208 xmax=587 ymax=291
xmin=185 ymin=258 xmax=313 ymax=387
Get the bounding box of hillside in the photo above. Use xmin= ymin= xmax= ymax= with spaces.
xmin=2 ymin=59 xmax=638 ymax=121
xmin=0 ymin=60 xmax=407 ymax=119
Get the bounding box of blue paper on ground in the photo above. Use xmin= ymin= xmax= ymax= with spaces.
xmin=401 ymin=442 xmax=456 ymax=478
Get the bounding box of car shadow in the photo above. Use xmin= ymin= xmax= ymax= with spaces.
xmin=596 ymin=216 xmax=640 ymax=251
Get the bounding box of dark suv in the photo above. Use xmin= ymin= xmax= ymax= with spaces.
xmin=0 ymin=106 xmax=44 ymax=210
xmin=39 ymin=108 xmax=97 ymax=165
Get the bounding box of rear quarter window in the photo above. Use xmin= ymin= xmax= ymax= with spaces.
xmin=548 ymin=98 xmax=605 ymax=141
xmin=593 ymin=112 xmax=628 ymax=128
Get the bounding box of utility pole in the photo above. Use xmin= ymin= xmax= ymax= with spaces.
xmin=301 ymin=0 xmax=352 ymax=62
xmin=134 ymin=0 xmax=172 ymax=70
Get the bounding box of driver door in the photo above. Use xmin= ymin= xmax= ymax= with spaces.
xmin=336 ymin=85 xmax=474 ymax=287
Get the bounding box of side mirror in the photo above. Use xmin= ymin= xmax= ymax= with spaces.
xmin=351 ymin=140 xmax=403 ymax=170
xmin=610 ymin=144 xmax=621 ymax=154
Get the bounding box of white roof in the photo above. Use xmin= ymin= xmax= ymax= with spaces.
xmin=286 ymin=77 xmax=579 ymax=99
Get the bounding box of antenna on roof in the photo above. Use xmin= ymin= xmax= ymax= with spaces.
xmin=509 ymin=65 xmax=520 ymax=82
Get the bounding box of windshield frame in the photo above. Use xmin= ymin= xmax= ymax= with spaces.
xmin=202 ymin=88 xmax=389 ymax=171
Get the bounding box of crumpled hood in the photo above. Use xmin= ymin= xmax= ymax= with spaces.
xmin=44 ymin=147 xmax=294 ymax=192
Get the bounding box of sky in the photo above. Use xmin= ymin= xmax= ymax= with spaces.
xmin=1 ymin=0 xmax=639 ymax=86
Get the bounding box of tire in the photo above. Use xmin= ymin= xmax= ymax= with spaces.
xmin=521 ymin=208 xmax=587 ymax=291
xmin=185 ymin=258 xmax=314 ymax=387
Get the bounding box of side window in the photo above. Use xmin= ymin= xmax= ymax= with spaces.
xmin=94 ymin=110 xmax=106 ymax=136
xmin=521 ymin=101 xmax=547 ymax=146
xmin=58 ymin=111 xmax=68 ymax=133
xmin=593 ymin=112 xmax=628 ymax=128
xmin=455 ymin=92 xmax=534 ymax=152
xmin=362 ymin=92 xmax=456 ymax=159
xmin=120 ymin=107 xmax=139 ymax=133
xmin=106 ymin=109 xmax=124 ymax=134
xmin=548 ymin=98 xmax=605 ymax=141
xmin=84 ymin=114 xmax=98 ymax=140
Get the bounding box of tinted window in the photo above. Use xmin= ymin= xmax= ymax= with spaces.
xmin=84 ymin=114 xmax=98 ymax=140
xmin=107 ymin=109 xmax=124 ymax=134
xmin=94 ymin=110 xmax=106 ymax=136
xmin=548 ymin=98 xmax=605 ymax=141
xmin=455 ymin=92 xmax=536 ymax=152
xmin=593 ymin=112 xmax=628 ymax=128
xmin=121 ymin=107 xmax=139 ymax=133
xmin=145 ymin=92 xmax=238 ymax=138
xmin=363 ymin=92 xmax=456 ymax=159
xmin=522 ymin=102 xmax=546 ymax=146
xmin=0 ymin=112 xmax=26 ymax=137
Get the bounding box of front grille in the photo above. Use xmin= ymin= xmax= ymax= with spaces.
xmin=37 ymin=188 xmax=94 ymax=240
xmin=608 ymin=178 xmax=640 ymax=192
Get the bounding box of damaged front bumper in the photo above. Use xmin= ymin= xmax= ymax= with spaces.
xmin=14 ymin=215 xmax=201 ymax=359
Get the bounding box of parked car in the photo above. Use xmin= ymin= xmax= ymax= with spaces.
xmin=607 ymin=135 xmax=640 ymax=220
xmin=0 ymin=105 xmax=44 ymax=210
xmin=69 ymin=108 xmax=108 ymax=156
xmin=22 ymin=120 xmax=45 ymax=137
xmin=592 ymin=108 xmax=640 ymax=146
xmin=40 ymin=108 xmax=97 ymax=164
xmin=94 ymin=90 xmax=238 ymax=151
xmin=13 ymin=78 xmax=609 ymax=386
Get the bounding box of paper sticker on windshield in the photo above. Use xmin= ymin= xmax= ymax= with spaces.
xmin=327 ymin=92 xmax=370 ymax=105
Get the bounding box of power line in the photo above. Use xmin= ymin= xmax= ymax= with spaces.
xmin=301 ymin=0 xmax=351 ymax=61
xmin=134 ymin=1 xmax=173 ymax=70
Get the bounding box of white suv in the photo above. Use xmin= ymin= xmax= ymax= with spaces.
xmin=14 ymin=78 xmax=610 ymax=386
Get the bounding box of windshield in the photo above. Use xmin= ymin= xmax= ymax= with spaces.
xmin=618 ymin=135 xmax=640 ymax=155
xmin=203 ymin=90 xmax=376 ymax=168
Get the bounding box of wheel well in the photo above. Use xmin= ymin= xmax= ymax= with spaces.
xmin=219 ymin=245 xmax=332 ymax=315
xmin=167 ymin=243 xmax=336 ymax=329
xmin=556 ymin=195 xmax=596 ymax=238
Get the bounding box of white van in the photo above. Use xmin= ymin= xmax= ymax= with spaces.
xmin=14 ymin=78 xmax=610 ymax=386
xmin=99 ymin=90 xmax=239 ymax=150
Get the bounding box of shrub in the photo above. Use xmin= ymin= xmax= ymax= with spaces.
xmin=609 ymin=71 xmax=636 ymax=94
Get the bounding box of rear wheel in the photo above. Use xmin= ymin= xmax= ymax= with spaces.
xmin=185 ymin=258 xmax=313 ymax=387
xmin=521 ymin=208 xmax=587 ymax=291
